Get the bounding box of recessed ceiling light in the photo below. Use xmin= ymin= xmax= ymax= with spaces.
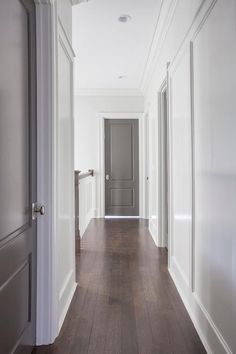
xmin=118 ymin=14 xmax=132 ymax=23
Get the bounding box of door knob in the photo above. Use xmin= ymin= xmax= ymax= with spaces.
xmin=32 ymin=203 xmax=45 ymax=220
xmin=105 ymin=174 xmax=110 ymax=181
xmin=35 ymin=205 xmax=45 ymax=215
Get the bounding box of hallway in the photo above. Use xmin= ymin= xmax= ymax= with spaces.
xmin=34 ymin=219 xmax=205 ymax=354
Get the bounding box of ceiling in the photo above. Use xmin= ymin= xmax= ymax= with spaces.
xmin=72 ymin=0 xmax=162 ymax=93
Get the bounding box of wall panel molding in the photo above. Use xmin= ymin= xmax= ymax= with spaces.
xmin=168 ymin=45 xmax=192 ymax=288
xmin=167 ymin=0 xmax=234 ymax=353
xmin=79 ymin=176 xmax=95 ymax=237
xmin=56 ymin=13 xmax=77 ymax=340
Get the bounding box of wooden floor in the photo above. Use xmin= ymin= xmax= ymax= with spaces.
xmin=34 ymin=219 xmax=206 ymax=354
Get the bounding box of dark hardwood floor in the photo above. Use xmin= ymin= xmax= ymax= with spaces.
xmin=33 ymin=219 xmax=206 ymax=354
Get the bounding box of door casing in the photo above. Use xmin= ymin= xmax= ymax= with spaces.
xmin=36 ymin=1 xmax=77 ymax=346
xmin=158 ymin=79 xmax=169 ymax=248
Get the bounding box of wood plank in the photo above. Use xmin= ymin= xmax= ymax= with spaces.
xmin=34 ymin=219 xmax=206 ymax=354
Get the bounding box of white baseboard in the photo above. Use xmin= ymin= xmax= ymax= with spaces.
xmin=104 ymin=216 xmax=140 ymax=219
xmin=80 ymin=208 xmax=94 ymax=237
xmin=169 ymin=259 xmax=232 ymax=354
xmin=149 ymin=219 xmax=159 ymax=247
xmin=58 ymin=281 xmax=77 ymax=334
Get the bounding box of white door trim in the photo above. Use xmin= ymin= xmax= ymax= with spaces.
xmin=36 ymin=0 xmax=77 ymax=345
xmin=98 ymin=112 xmax=145 ymax=219
xmin=143 ymin=109 xmax=150 ymax=220
xmin=158 ymin=79 xmax=168 ymax=248
xmin=35 ymin=0 xmax=58 ymax=345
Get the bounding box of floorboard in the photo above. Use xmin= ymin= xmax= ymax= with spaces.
xmin=33 ymin=219 xmax=206 ymax=354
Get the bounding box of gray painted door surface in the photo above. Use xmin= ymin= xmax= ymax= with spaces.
xmin=105 ymin=119 xmax=139 ymax=216
xmin=0 ymin=1 xmax=37 ymax=353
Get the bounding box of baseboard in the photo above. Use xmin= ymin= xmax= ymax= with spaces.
xmin=169 ymin=260 xmax=232 ymax=354
xmin=80 ymin=208 xmax=94 ymax=237
xmin=149 ymin=219 xmax=159 ymax=247
xmin=104 ymin=216 xmax=140 ymax=219
xmin=58 ymin=281 xmax=77 ymax=333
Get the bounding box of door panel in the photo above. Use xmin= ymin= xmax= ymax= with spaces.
xmin=110 ymin=124 xmax=133 ymax=180
xmin=0 ymin=0 xmax=37 ymax=353
xmin=105 ymin=119 xmax=139 ymax=216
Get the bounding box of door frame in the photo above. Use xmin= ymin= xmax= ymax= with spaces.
xmin=158 ymin=79 xmax=169 ymax=248
xmin=35 ymin=0 xmax=58 ymax=345
xmin=36 ymin=0 xmax=76 ymax=346
xmin=144 ymin=110 xmax=150 ymax=220
xmin=98 ymin=113 xmax=145 ymax=219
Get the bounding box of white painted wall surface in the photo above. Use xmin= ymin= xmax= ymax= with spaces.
xmin=57 ymin=21 xmax=76 ymax=332
xmin=74 ymin=95 xmax=144 ymax=223
xmin=144 ymin=0 xmax=236 ymax=353
xmin=79 ymin=176 xmax=95 ymax=237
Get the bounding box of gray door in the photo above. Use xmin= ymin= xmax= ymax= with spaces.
xmin=0 ymin=1 xmax=37 ymax=353
xmin=105 ymin=119 xmax=139 ymax=216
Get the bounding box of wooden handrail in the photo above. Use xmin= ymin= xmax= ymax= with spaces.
xmin=78 ymin=169 xmax=94 ymax=180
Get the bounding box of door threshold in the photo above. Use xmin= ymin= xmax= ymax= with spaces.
xmin=105 ymin=216 xmax=140 ymax=219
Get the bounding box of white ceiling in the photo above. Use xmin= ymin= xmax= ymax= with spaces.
xmin=72 ymin=0 xmax=162 ymax=93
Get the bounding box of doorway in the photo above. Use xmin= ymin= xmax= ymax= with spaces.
xmin=104 ymin=119 xmax=139 ymax=217
xmin=0 ymin=0 xmax=37 ymax=353
xmin=159 ymin=81 xmax=169 ymax=248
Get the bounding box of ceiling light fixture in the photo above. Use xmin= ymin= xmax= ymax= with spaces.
xmin=118 ymin=14 xmax=132 ymax=23
xmin=118 ymin=75 xmax=127 ymax=79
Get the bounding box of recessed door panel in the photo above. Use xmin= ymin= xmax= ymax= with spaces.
xmin=110 ymin=124 xmax=133 ymax=181
xmin=0 ymin=0 xmax=37 ymax=353
xmin=111 ymin=188 xmax=134 ymax=207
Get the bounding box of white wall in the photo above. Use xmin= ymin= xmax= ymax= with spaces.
xmin=74 ymin=95 xmax=144 ymax=223
xmin=144 ymin=0 xmax=236 ymax=353
xmin=74 ymin=95 xmax=144 ymax=169
xmin=56 ymin=18 xmax=76 ymax=336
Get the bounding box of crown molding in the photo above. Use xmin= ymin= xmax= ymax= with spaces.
xmin=71 ymin=0 xmax=89 ymax=5
xmin=34 ymin=0 xmax=55 ymax=4
xmin=74 ymin=88 xmax=144 ymax=97
xmin=139 ymin=0 xmax=178 ymax=95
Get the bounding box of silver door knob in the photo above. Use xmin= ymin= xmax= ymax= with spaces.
xmin=32 ymin=203 xmax=45 ymax=220
xmin=35 ymin=205 xmax=45 ymax=215
xmin=105 ymin=174 xmax=110 ymax=181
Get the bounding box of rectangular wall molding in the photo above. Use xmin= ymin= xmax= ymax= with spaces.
xmin=147 ymin=0 xmax=235 ymax=353
xmin=79 ymin=176 xmax=95 ymax=237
